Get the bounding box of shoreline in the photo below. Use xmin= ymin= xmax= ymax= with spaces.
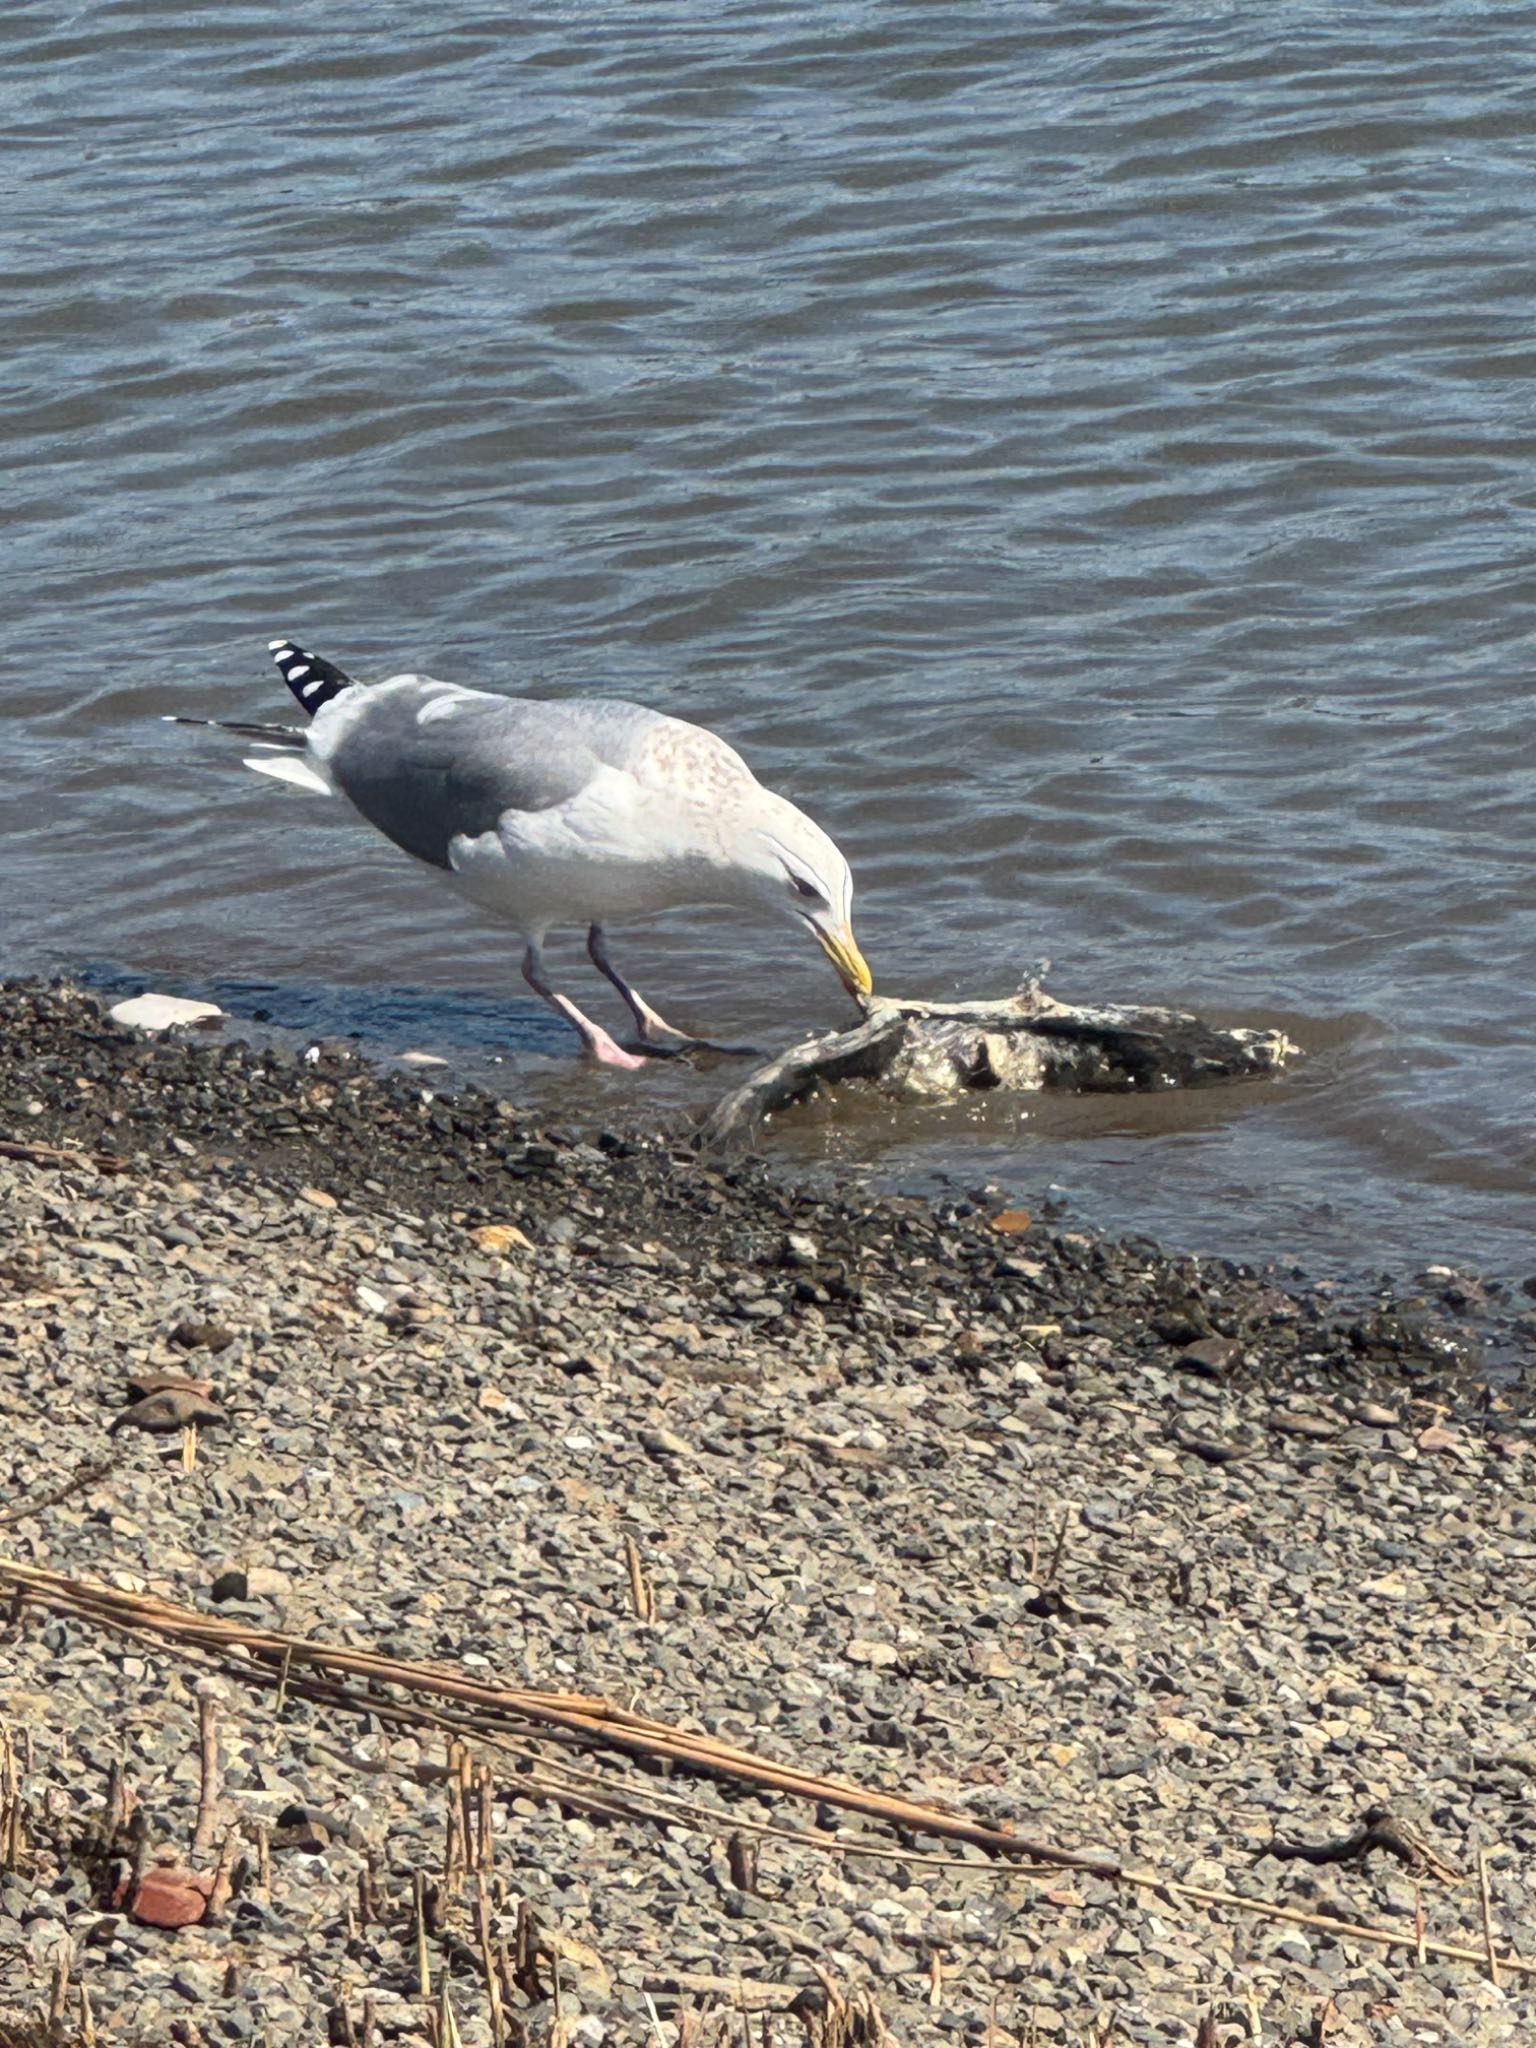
xmin=2 ymin=978 xmax=1533 ymax=2046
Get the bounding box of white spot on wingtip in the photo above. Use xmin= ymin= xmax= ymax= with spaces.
xmin=268 ymin=638 xmax=291 ymax=652
xmin=286 ymin=663 xmax=311 ymax=680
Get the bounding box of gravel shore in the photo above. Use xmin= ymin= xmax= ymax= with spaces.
xmin=2 ymin=980 xmax=1534 ymax=2048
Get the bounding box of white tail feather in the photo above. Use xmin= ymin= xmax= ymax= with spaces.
xmin=242 ymin=752 xmax=333 ymax=794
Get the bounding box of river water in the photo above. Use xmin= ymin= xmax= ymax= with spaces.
xmin=7 ymin=2 xmax=1536 ymax=1278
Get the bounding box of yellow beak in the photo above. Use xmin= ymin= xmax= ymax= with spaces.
xmin=815 ymin=922 xmax=873 ymax=1000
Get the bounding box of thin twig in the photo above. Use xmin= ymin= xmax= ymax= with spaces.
xmin=0 ymin=1457 xmax=116 ymax=1531
xmin=1480 ymin=1848 xmax=1500 ymax=1988
xmin=1138 ymin=1866 xmax=1534 ymax=1977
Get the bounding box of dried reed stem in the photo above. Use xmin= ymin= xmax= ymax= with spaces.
xmin=47 ymin=1946 xmax=70 ymax=2031
xmin=476 ymin=1875 xmax=505 ymax=2048
xmin=333 ymin=1990 xmax=359 ymax=2048
xmin=192 ymin=1684 xmax=222 ymax=1858
xmin=207 ymin=1825 xmax=240 ymax=1921
xmin=624 ymin=1533 xmax=658 ymax=1622
xmin=0 ymin=1560 xmax=1113 ymax=1874
xmin=1 ymin=1722 xmax=23 ymax=1869
xmin=476 ymin=1762 xmax=494 ymax=1872
xmin=414 ymin=1869 xmax=431 ymax=1998
xmin=1143 ymin=1866 xmax=1533 ymax=1978
xmin=1479 ymin=1848 xmax=1500 ymax=1988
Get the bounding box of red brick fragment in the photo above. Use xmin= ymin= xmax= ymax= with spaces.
xmin=129 ymin=1866 xmax=213 ymax=1929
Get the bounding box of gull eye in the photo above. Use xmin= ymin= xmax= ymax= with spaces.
xmin=787 ymin=874 xmax=824 ymax=905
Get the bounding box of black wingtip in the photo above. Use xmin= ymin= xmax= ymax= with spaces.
xmin=268 ymin=637 xmax=357 ymax=717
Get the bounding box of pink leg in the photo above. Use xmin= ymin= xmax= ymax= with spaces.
xmin=587 ymin=924 xmax=690 ymax=1042
xmin=522 ymin=943 xmax=647 ymax=1069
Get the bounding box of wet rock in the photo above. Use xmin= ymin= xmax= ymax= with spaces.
xmin=1178 ymin=1336 xmax=1242 ymax=1377
xmin=110 ymin=1389 xmax=229 ymax=1434
xmin=170 ymin=1319 xmax=236 ymax=1354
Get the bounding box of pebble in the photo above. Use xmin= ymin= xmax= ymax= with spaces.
xmin=109 ymin=1389 xmax=229 ymax=1434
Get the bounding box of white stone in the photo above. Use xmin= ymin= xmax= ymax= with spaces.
xmin=109 ymin=993 xmax=224 ymax=1033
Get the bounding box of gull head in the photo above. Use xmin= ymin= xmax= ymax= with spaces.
xmin=736 ymin=790 xmax=873 ymax=1001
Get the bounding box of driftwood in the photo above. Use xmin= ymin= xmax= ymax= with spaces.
xmin=700 ymin=984 xmax=1298 ymax=1143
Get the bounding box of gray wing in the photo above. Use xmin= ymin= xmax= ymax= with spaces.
xmin=319 ymin=682 xmax=666 ymax=871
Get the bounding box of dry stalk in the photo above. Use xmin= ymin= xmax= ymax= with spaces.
xmin=1479 ymin=1848 xmax=1500 ymax=1987
xmin=192 ymin=1683 xmax=222 ymax=1859
xmin=443 ymin=1773 xmax=462 ymax=1887
xmin=727 ymin=1831 xmax=758 ymax=1896
xmin=513 ymin=1898 xmax=541 ymax=2001
xmin=414 ymin=1869 xmax=431 ymax=1998
xmin=476 ymin=1762 xmax=494 ymax=1873
xmin=476 ymin=1875 xmax=506 ymax=2048
xmin=436 ymin=1970 xmax=463 ymax=2048
xmin=47 ymin=1946 xmax=70 ymax=2034
xmin=1044 ymin=1509 xmax=1071 ymax=1586
xmin=207 ymin=1826 xmax=240 ymax=1921
xmin=332 ymin=1990 xmax=359 ymax=2048
xmin=457 ymin=1744 xmax=476 ymax=1875
xmin=101 ymin=1758 xmax=132 ymax=1846
xmin=624 ymin=1533 xmax=658 ymax=1622
xmin=2 ymin=1722 xmax=24 ymax=1869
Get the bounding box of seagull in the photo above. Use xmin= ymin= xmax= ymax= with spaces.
xmin=170 ymin=640 xmax=872 ymax=1068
